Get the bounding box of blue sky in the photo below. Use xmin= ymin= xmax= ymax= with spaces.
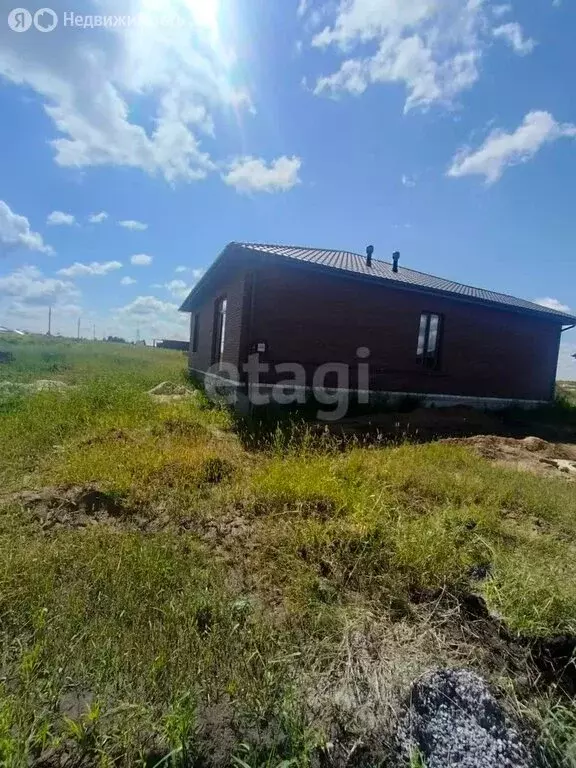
xmin=0 ymin=0 xmax=575 ymax=375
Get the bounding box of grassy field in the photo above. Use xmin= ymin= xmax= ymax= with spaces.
xmin=1 ymin=334 xmax=576 ymax=767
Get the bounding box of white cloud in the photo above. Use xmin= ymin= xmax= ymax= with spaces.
xmin=297 ymin=0 xmax=308 ymax=18
xmin=492 ymin=4 xmax=512 ymax=18
xmin=228 ymin=88 xmax=257 ymax=116
xmin=310 ymin=0 xmax=490 ymax=111
xmin=120 ymin=276 xmax=137 ymax=285
xmin=0 ymin=200 xmax=53 ymax=256
xmin=401 ymin=174 xmax=416 ymax=187
xmin=118 ymin=295 xmax=177 ymax=318
xmin=174 ymin=265 xmax=205 ymax=279
xmin=0 ymin=265 xmax=79 ymax=309
xmin=493 ymin=22 xmax=536 ymax=55
xmin=47 ymin=210 xmax=76 ymax=226
xmin=89 ymin=211 xmax=108 ymax=224
xmin=0 ymin=264 xmax=81 ymax=336
xmin=119 ymin=220 xmax=148 ymax=231
xmin=58 ymin=261 xmax=123 ymax=277
xmin=131 ymin=253 xmax=153 ymax=266
xmin=223 ymin=156 xmax=302 ymax=193
xmin=115 ymin=295 xmax=189 ymax=340
xmin=535 ymin=297 xmax=572 ymax=314
xmin=447 ymin=111 xmax=576 ymax=184
xmin=308 ymin=0 xmax=537 ymax=112
xmin=161 ymin=279 xmax=190 ymax=299
xmin=158 ymin=268 xmax=204 ymax=297
xmin=0 ymin=0 xmax=256 ymax=185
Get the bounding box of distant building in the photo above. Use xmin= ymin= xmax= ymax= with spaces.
xmin=157 ymin=339 xmax=189 ymax=351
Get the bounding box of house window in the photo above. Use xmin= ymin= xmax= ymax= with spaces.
xmin=213 ymin=297 xmax=227 ymax=363
xmin=191 ymin=313 xmax=200 ymax=353
xmin=417 ymin=312 xmax=442 ymax=369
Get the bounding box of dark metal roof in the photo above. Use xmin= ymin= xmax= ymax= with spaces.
xmin=233 ymin=242 xmax=576 ymax=324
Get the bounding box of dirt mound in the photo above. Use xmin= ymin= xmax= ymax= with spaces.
xmin=148 ymin=381 xmax=196 ymax=398
xmin=4 ymin=485 xmax=258 ymax=545
xmin=0 ymin=381 xmax=23 ymax=395
xmin=8 ymin=485 xmax=127 ymax=531
xmin=6 ymin=484 xmax=189 ymax=534
xmin=440 ymin=435 xmax=576 ymax=478
xmin=30 ymin=379 xmax=70 ymax=392
xmin=0 ymin=379 xmax=70 ymax=395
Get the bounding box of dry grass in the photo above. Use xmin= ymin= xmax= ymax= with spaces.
xmin=1 ymin=335 xmax=576 ymax=766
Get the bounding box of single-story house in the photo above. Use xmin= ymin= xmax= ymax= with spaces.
xmin=179 ymin=242 xmax=576 ymax=410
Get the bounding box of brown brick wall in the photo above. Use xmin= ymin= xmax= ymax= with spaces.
xmin=187 ymin=271 xmax=247 ymax=375
xmin=247 ymin=261 xmax=560 ymax=401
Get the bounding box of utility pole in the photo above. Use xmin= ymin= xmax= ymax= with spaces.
xmin=47 ymin=306 xmax=52 ymax=336
xmin=77 ymin=317 xmax=81 ymax=340
xmin=93 ymin=324 xmax=96 ymax=341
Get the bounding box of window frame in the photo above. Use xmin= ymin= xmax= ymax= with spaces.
xmin=416 ymin=311 xmax=443 ymax=370
xmin=191 ymin=313 xmax=200 ymax=354
xmin=212 ymin=296 xmax=228 ymax=364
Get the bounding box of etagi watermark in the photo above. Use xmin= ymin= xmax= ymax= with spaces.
xmin=7 ymin=7 xmax=188 ymax=32
xmin=204 ymin=348 xmax=372 ymax=422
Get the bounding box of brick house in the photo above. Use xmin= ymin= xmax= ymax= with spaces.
xmin=179 ymin=242 xmax=576 ymax=409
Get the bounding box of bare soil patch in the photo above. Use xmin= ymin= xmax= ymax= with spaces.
xmin=418 ymin=590 xmax=576 ymax=697
xmin=440 ymin=435 xmax=576 ymax=479
xmin=6 ymin=485 xmax=129 ymax=532
xmin=3 ymin=484 xmax=261 ymax=545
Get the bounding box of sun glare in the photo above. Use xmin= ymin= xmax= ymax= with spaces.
xmin=185 ymin=0 xmax=220 ymax=34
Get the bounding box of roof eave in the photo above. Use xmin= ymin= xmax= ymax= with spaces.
xmin=267 ymin=249 xmax=576 ymax=325
xmin=252 ymin=249 xmax=576 ymax=326
xmin=179 ymin=242 xmax=576 ymax=326
xmin=178 ymin=242 xmax=237 ymax=312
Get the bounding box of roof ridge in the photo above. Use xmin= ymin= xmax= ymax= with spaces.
xmin=228 ymin=242 xmax=575 ymax=323
xmin=237 ymin=242 xmax=567 ymax=318
xmin=240 ymin=241 xmax=362 ymax=258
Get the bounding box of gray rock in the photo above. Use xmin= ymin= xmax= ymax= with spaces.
xmin=398 ymin=668 xmax=533 ymax=768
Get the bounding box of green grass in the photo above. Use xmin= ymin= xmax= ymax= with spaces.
xmin=0 ymin=333 xmax=186 ymax=386
xmin=0 ymin=529 xmax=313 ymax=767
xmin=558 ymin=382 xmax=576 ymax=407
xmin=1 ymin=335 xmax=576 ymax=766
